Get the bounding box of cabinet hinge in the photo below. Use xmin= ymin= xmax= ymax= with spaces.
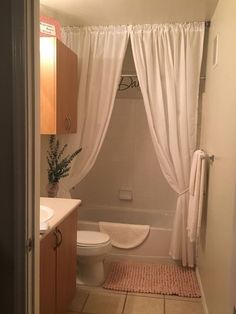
xmin=26 ymin=238 xmax=34 ymax=253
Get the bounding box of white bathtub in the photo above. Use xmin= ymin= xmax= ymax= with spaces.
xmin=78 ymin=205 xmax=174 ymax=260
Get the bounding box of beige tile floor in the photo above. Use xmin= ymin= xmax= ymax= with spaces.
xmin=67 ymin=285 xmax=204 ymax=314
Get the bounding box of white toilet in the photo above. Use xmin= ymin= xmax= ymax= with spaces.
xmin=76 ymin=230 xmax=111 ymax=286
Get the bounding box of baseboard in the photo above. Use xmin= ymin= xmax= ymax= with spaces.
xmin=196 ymin=267 xmax=209 ymax=314
xmin=106 ymin=253 xmax=174 ymax=264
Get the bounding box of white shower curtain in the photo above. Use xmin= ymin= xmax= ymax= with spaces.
xmin=130 ymin=23 xmax=204 ymax=267
xmin=59 ymin=26 xmax=129 ymax=196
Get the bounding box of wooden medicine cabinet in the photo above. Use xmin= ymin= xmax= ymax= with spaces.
xmin=40 ymin=37 xmax=78 ymax=134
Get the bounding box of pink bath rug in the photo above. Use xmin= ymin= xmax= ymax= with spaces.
xmin=103 ymin=261 xmax=201 ymax=298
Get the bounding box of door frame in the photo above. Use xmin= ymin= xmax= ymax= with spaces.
xmin=11 ymin=0 xmax=40 ymax=313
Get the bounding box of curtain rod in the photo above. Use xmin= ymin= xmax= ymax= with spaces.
xmin=121 ymin=74 xmax=207 ymax=80
xmin=65 ymin=21 xmax=211 ymax=29
xmin=201 ymin=154 xmax=215 ymax=162
xmin=200 ymin=149 xmax=215 ymax=162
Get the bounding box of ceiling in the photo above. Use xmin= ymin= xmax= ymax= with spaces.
xmin=40 ymin=0 xmax=219 ymax=26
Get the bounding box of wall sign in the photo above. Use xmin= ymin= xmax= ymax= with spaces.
xmin=118 ymin=76 xmax=140 ymax=92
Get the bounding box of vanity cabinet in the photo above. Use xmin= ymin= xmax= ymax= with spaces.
xmin=40 ymin=37 xmax=78 ymax=134
xmin=40 ymin=209 xmax=77 ymax=314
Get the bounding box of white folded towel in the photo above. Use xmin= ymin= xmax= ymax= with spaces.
xmin=187 ymin=150 xmax=207 ymax=242
xmin=99 ymin=221 xmax=150 ymax=249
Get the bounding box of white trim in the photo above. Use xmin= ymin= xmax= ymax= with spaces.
xmin=212 ymin=34 xmax=219 ymax=68
xmin=12 ymin=0 xmax=40 ymax=312
xmin=107 ymin=253 xmax=174 ymax=264
xmin=25 ymin=0 xmax=40 ymax=312
xmin=11 ymin=0 xmax=39 ymax=312
xmin=196 ymin=267 xmax=209 ymax=314
xmin=30 ymin=0 xmax=40 ymax=312
xmin=32 ymin=2 xmax=40 ymax=313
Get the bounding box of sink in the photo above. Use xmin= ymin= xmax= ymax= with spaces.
xmin=40 ymin=205 xmax=54 ymax=223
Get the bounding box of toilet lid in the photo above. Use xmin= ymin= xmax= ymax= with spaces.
xmin=77 ymin=230 xmax=110 ymax=246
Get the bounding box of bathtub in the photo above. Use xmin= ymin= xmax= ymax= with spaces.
xmin=78 ymin=205 xmax=174 ymax=260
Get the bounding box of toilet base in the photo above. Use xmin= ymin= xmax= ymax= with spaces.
xmin=77 ymin=259 xmax=105 ymax=286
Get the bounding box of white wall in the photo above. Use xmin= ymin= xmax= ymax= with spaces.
xmin=199 ymin=0 xmax=236 ymax=313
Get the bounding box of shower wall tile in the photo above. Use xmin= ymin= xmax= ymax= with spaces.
xmin=74 ymin=98 xmax=176 ymax=212
xmin=106 ymin=99 xmax=135 ymax=141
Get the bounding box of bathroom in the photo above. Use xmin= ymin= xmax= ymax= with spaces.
xmin=36 ymin=0 xmax=236 ymax=314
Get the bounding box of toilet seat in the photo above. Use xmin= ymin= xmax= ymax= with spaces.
xmin=77 ymin=230 xmax=110 ymax=247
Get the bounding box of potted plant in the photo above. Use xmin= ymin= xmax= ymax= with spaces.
xmin=46 ymin=135 xmax=82 ymax=197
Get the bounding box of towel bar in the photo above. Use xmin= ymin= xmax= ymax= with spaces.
xmin=201 ymin=154 xmax=215 ymax=162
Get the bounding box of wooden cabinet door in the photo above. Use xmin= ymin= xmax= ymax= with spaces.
xmin=40 ymin=37 xmax=78 ymax=134
xmin=67 ymin=50 xmax=78 ymax=133
xmin=40 ymin=37 xmax=57 ymax=134
xmin=57 ymin=40 xmax=78 ymax=134
xmin=40 ymin=230 xmax=57 ymax=314
xmin=56 ymin=210 xmax=77 ymax=314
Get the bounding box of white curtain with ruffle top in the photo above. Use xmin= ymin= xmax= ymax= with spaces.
xmin=130 ymin=23 xmax=205 ymax=267
xmin=57 ymin=23 xmax=205 ymax=267
xmin=59 ymin=26 xmax=129 ymax=196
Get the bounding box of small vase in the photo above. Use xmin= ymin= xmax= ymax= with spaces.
xmin=46 ymin=182 xmax=59 ymax=198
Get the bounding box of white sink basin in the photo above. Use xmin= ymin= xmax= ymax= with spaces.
xmin=40 ymin=205 xmax=54 ymax=223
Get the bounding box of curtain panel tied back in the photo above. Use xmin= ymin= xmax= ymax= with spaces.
xmin=130 ymin=23 xmax=205 ymax=267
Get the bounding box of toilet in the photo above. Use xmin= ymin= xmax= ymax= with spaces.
xmin=76 ymin=230 xmax=111 ymax=286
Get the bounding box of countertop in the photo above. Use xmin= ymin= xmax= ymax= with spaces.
xmin=40 ymin=197 xmax=81 ymax=240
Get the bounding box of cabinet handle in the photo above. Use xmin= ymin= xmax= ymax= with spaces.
xmin=68 ymin=115 xmax=71 ymax=130
xmin=53 ymin=230 xmax=58 ymax=250
xmin=64 ymin=116 xmax=69 ymax=131
xmin=57 ymin=229 xmax=63 ymax=247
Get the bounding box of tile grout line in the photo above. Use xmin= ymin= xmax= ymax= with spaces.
xmin=121 ymin=292 xmax=128 ymax=314
xmin=80 ymin=291 xmax=90 ymax=313
xmin=127 ymin=292 xmax=164 ymax=300
xmin=164 ymin=295 xmax=166 ymax=314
